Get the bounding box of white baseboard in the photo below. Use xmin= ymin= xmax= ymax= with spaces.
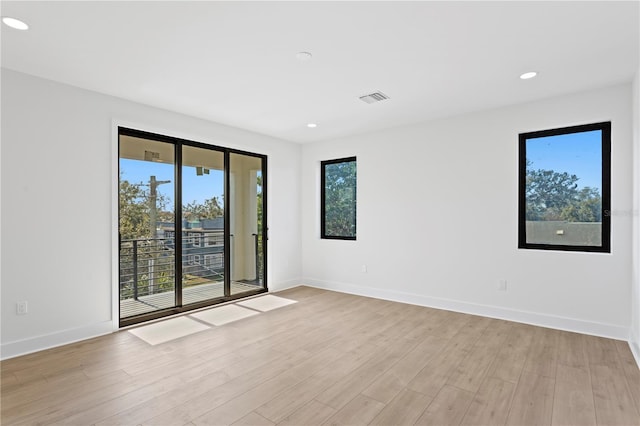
xmin=303 ymin=278 xmax=630 ymax=341
xmin=1 ymin=321 xmax=114 ymax=360
xmin=269 ymin=278 xmax=303 ymax=292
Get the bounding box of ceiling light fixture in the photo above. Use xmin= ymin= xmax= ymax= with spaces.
xmin=520 ymin=71 xmax=538 ymax=80
xmin=307 ymin=123 xmax=317 ymax=128
xmin=2 ymin=17 xmax=29 ymax=30
xmin=296 ymin=52 xmax=313 ymax=62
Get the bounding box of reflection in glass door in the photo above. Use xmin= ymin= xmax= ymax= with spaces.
xmin=230 ymin=152 xmax=266 ymax=295
xmin=181 ymin=146 xmax=226 ymax=305
xmin=119 ymin=135 xmax=177 ymax=319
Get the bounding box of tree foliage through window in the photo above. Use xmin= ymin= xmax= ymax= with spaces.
xmin=525 ymin=160 xmax=602 ymax=223
xmin=322 ymin=157 xmax=357 ymax=239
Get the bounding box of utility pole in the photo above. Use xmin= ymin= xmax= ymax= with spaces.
xmin=148 ymin=176 xmax=171 ymax=294
xmin=149 ymin=176 xmax=171 ymax=238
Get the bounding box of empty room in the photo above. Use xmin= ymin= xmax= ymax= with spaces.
xmin=1 ymin=1 xmax=639 ymax=425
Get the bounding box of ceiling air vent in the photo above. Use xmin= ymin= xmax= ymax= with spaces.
xmin=359 ymin=91 xmax=390 ymax=104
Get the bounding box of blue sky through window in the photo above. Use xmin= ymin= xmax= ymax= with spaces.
xmin=526 ymin=129 xmax=602 ymax=191
xmin=120 ymin=159 xmax=224 ymax=211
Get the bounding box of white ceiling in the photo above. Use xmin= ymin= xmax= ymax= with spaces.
xmin=2 ymin=1 xmax=638 ymax=144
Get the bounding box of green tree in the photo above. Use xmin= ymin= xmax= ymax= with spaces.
xmin=526 ymin=163 xmax=579 ymax=220
xmin=324 ymin=161 xmax=357 ymax=237
xmin=183 ymin=196 xmax=223 ymax=221
xmin=526 ymin=161 xmax=601 ymax=222
xmin=560 ymin=187 xmax=602 ymax=222
xmin=119 ymin=176 xmax=151 ymax=240
xmin=256 ymin=173 xmax=264 ymax=283
xmin=257 ymin=173 xmax=263 ymax=231
xmin=119 ymin=174 xmax=170 ymax=239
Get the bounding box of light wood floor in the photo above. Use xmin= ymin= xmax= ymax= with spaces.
xmin=2 ymin=286 xmax=639 ymax=426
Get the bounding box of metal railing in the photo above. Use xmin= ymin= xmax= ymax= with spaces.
xmin=119 ymin=237 xmax=176 ymax=301
xmin=119 ymin=233 xmax=261 ymax=301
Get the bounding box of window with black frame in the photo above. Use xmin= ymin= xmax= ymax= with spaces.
xmin=321 ymin=157 xmax=357 ymax=240
xmin=518 ymin=122 xmax=611 ymax=252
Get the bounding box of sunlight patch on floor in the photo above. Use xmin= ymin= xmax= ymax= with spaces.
xmin=237 ymin=295 xmax=297 ymax=312
xmin=128 ymin=295 xmax=298 ymax=345
xmin=190 ymin=304 xmax=259 ymax=326
xmin=128 ymin=316 xmax=209 ymax=345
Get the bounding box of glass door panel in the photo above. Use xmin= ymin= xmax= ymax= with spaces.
xmin=229 ymin=153 xmax=266 ymax=295
xmin=181 ymin=146 xmax=225 ymax=305
xmin=119 ymin=135 xmax=176 ymax=320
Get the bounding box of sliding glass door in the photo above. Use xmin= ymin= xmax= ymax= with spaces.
xmin=181 ymin=145 xmax=226 ymax=305
xmin=118 ymin=128 xmax=267 ymax=327
xmin=230 ymin=152 xmax=266 ymax=296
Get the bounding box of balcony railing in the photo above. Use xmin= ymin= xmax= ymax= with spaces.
xmin=119 ymin=237 xmax=176 ymax=301
xmin=119 ymin=233 xmax=264 ymax=318
xmin=119 ymin=236 xmax=225 ymax=302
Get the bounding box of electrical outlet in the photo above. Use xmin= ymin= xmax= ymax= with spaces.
xmin=361 ymin=264 xmax=367 ymax=273
xmin=16 ymin=301 xmax=28 ymax=315
xmin=498 ymin=280 xmax=507 ymax=291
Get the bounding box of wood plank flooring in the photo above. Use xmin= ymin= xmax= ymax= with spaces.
xmin=1 ymin=286 xmax=639 ymax=425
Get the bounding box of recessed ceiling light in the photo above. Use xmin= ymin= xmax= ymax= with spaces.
xmin=307 ymin=123 xmax=317 ymax=128
xmin=296 ymin=52 xmax=313 ymax=62
xmin=2 ymin=17 xmax=29 ymax=31
xmin=520 ymin=71 xmax=538 ymax=80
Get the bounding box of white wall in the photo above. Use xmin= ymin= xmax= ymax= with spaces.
xmin=1 ymin=70 xmax=302 ymax=359
xmin=2 ymin=68 xmax=636 ymax=360
xmin=302 ymin=84 xmax=633 ymax=339
xmin=631 ymin=66 xmax=640 ymax=363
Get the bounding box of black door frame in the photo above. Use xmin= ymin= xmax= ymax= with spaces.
xmin=118 ymin=127 xmax=268 ymax=327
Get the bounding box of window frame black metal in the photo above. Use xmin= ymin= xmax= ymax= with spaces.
xmin=320 ymin=156 xmax=357 ymax=241
xmin=518 ymin=121 xmax=611 ymax=253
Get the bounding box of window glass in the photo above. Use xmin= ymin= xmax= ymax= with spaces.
xmin=321 ymin=157 xmax=357 ymax=240
xmin=519 ymin=122 xmax=610 ymax=252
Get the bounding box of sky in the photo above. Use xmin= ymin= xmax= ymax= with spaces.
xmin=120 ymin=159 xmax=224 ymax=211
xmin=123 ymin=129 xmax=600 ymax=211
xmin=526 ymin=129 xmax=602 ymax=191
